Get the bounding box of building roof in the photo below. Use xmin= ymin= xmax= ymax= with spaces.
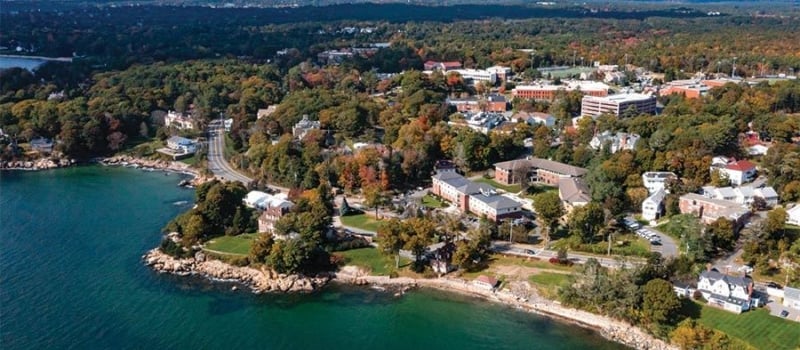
xmin=785 ymin=286 xmax=800 ymax=301
xmin=681 ymin=193 xmax=750 ymax=221
xmin=528 ymin=157 xmax=588 ymax=177
xmin=585 ymin=92 xmax=655 ymax=103
xmin=514 ymin=80 xmax=610 ymax=92
xmin=726 ymin=160 xmax=756 ymax=172
xmin=494 ymin=158 xmax=587 ymax=177
xmin=644 ymin=188 xmax=667 ymax=204
xmin=475 ymin=275 xmax=498 ymax=286
xmin=487 ymin=94 xmax=506 ymax=103
xmin=642 ymin=171 xmax=677 ymax=180
xmin=167 ymin=136 xmax=195 ymax=145
xmin=469 ymin=192 xmax=522 ymax=210
xmin=433 ymin=172 xmax=491 ymax=195
xmin=558 ymin=178 xmax=591 ymax=205
xmin=754 ymin=186 xmax=778 ymax=199
xmin=700 ymin=269 xmax=753 ymax=289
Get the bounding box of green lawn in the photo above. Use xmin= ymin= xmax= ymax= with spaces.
xmin=529 ymin=272 xmax=570 ymax=287
xmin=340 ymin=213 xmax=384 ymax=232
xmin=422 ymin=194 xmax=447 ymax=208
xmin=657 ymin=214 xmax=701 ymax=241
xmin=524 ymin=184 xmax=558 ymax=198
xmin=551 ymin=234 xmax=652 ymax=257
xmin=474 ymin=177 xmax=521 ymax=193
xmin=204 ymin=233 xmax=257 ymax=256
xmin=179 ymin=153 xmax=200 ymax=165
xmin=337 ymin=248 xmax=408 ymax=275
xmin=691 ymin=303 xmax=800 ymax=350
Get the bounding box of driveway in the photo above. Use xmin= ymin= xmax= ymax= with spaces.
xmin=644 ymin=226 xmax=679 ymax=258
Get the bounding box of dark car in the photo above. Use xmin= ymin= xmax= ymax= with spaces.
xmin=766 ymin=282 xmax=783 ymax=289
xmin=780 ymin=310 xmax=789 ymax=318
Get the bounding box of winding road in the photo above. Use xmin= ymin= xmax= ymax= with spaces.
xmin=207 ymin=120 xmax=253 ymax=184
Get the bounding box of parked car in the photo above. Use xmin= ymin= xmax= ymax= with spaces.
xmin=766 ymin=282 xmax=783 ymax=289
xmin=780 ymin=310 xmax=789 ymax=318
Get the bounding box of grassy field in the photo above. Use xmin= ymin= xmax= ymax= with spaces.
xmin=474 ymin=177 xmax=521 ymax=193
xmin=204 ymin=233 xmax=257 ymax=256
xmin=551 ymin=234 xmax=652 ymax=257
xmin=529 ymin=272 xmax=570 ymax=286
xmin=337 ymin=248 xmax=408 ymax=275
xmin=179 ymin=153 xmax=200 ymax=165
xmin=689 ymin=302 xmax=800 ymax=350
xmin=340 ymin=213 xmax=384 ymax=232
xmin=524 ymin=184 xmax=558 ymax=198
xmin=656 ymin=214 xmax=701 ymax=241
xmin=421 ymin=194 xmax=447 ymax=208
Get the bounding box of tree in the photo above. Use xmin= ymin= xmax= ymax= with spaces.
xmin=182 ymin=213 xmax=207 ymax=245
xmin=376 ymin=219 xmax=405 ymax=269
xmin=764 ymin=207 xmax=787 ymax=240
xmin=709 ymin=169 xmax=730 ymax=187
xmin=567 ymin=202 xmax=605 ymax=243
xmin=249 ymin=233 xmax=275 ymax=264
xmin=641 ymin=278 xmax=682 ymax=327
xmin=670 ymin=319 xmax=715 ymax=350
xmin=706 ymin=218 xmax=736 ymax=252
xmin=362 ymin=183 xmax=388 ymax=219
xmin=532 ymin=192 xmax=564 ymax=245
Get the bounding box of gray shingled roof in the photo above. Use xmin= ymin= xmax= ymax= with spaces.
xmin=433 ymin=172 xmax=492 ymax=195
xmin=700 ymin=269 xmax=753 ymax=289
xmin=469 ymin=192 xmax=521 ymax=210
xmin=495 ymin=158 xmax=587 ymax=177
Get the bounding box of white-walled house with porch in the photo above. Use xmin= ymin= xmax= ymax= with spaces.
xmin=697 ymin=268 xmax=760 ymax=313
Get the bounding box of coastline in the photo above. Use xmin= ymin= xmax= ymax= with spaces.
xmin=144 ymin=249 xmax=676 ymax=350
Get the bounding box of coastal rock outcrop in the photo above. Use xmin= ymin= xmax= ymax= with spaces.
xmin=143 ymin=249 xmax=330 ymax=293
xmin=100 ymin=155 xmax=213 ymax=185
xmin=0 ymin=157 xmax=75 ymax=171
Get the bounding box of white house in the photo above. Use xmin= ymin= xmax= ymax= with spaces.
xmin=697 ymin=268 xmax=759 ymax=314
xmin=166 ymin=136 xmax=197 ymax=154
xmin=710 ymin=159 xmax=757 ymax=186
xmin=589 ymin=131 xmax=640 ymax=153
xmin=784 ymin=287 xmax=800 ymax=310
xmin=642 ymin=172 xmax=676 ymax=194
xmin=642 ymin=188 xmax=666 ymax=221
xmin=787 ymin=205 xmax=800 ymax=226
xmin=702 ymin=185 xmax=779 ymax=207
xmin=748 ymin=144 xmax=770 ymax=156
xmin=164 ymin=110 xmax=196 ymax=130
xmin=292 ymin=115 xmax=321 ymax=140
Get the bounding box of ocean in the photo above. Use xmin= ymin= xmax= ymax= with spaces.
xmin=0 ymin=56 xmax=49 ymax=70
xmin=0 ymin=166 xmax=627 ymax=349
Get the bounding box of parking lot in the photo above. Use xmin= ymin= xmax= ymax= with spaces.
xmin=623 ymin=217 xmax=679 ymax=258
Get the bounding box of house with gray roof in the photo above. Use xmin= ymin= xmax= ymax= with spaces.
xmin=558 ymin=177 xmax=591 ymax=213
xmin=697 ymin=268 xmax=760 ymax=313
xmin=431 ymin=172 xmax=522 ymax=221
xmin=494 ymin=157 xmax=587 ymax=186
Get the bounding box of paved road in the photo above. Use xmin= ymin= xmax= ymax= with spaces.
xmin=207 ymin=120 xmax=253 ymax=184
xmin=491 ymin=241 xmax=644 ymax=269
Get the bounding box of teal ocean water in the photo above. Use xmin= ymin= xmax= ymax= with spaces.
xmin=0 ymin=166 xmax=627 ymax=349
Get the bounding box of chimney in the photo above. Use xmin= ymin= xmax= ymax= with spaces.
xmin=706 ymin=263 xmax=712 ymax=272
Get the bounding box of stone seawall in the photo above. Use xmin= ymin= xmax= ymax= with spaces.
xmin=335 ymin=267 xmax=677 ymax=350
xmin=143 ymin=249 xmax=331 ymax=293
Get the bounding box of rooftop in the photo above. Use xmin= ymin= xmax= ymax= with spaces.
xmin=469 ymin=191 xmax=522 ymax=210
xmin=726 ymin=160 xmax=756 ymax=171
xmin=585 ymin=92 xmax=655 ymax=103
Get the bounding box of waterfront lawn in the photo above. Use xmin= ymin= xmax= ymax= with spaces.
xmin=340 ymin=213 xmax=383 ymax=232
xmin=551 ymin=234 xmax=652 ymax=257
xmin=204 ymin=233 xmax=257 ymax=256
xmin=337 ymin=248 xmax=408 ymax=275
xmin=474 ymin=177 xmax=520 ymax=193
xmin=528 ymin=272 xmax=570 ymax=298
xmin=687 ymin=301 xmax=800 ymax=350
xmin=421 ymin=194 xmax=447 ymax=208
xmin=460 ymin=254 xmax=575 ymax=280
xmin=180 ymin=153 xmax=200 ymax=165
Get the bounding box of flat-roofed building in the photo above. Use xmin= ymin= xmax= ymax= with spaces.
xmin=494 ymin=157 xmax=587 ymax=186
xmin=581 ymin=93 xmax=657 ymax=118
xmin=512 ymin=81 xmax=609 ymax=100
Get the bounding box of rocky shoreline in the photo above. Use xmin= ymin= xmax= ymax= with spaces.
xmin=143 ymin=250 xmax=676 ymax=350
xmin=98 ymin=155 xmax=213 ymax=186
xmin=143 ymin=249 xmax=331 ymax=293
xmin=0 ymin=157 xmax=76 ymax=171
xmin=334 ymin=267 xmax=676 ymax=350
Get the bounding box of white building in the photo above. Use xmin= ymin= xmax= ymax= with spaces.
xmin=164 ymin=110 xmax=196 ymax=130
xmin=589 ymin=131 xmax=640 ymax=153
xmin=697 ymin=268 xmax=759 ymax=314
xmin=784 ymin=287 xmax=800 ymax=310
xmin=451 ymin=69 xmax=497 ymax=85
xmin=642 ymin=188 xmax=666 ymax=221
xmin=710 ymin=159 xmax=757 ymax=186
xmin=468 ymin=190 xmax=523 ymax=221
xmin=580 ymin=93 xmax=657 ymax=118
xmin=486 ymin=66 xmax=512 ymax=81
xmin=701 ymin=185 xmax=778 ymax=207
xmin=292 ymin=115 xmax=321 ymax=140
xmin=642 ymin=172 xmax=677 ymax=194
xmin=166 ymin=136 xmax=197 ymax=154
xmin=787 ymin=206 xmax=800 ymax=226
